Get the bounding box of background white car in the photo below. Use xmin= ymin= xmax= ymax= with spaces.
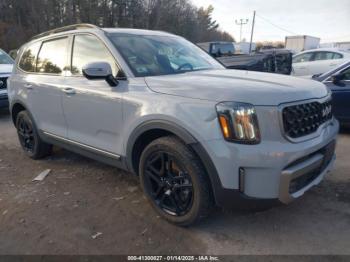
xmin=292 ymin=48 xmax=350 ymax=77
xmin=0 ymin=49 xmax=14 ymax=108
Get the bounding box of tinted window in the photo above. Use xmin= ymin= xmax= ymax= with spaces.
xmin=19 ymin=42 xmax=41 ymax=72
xmin=341 ymin=67 xmax=350 ymax=80
xmin=293 ymin=53 xmax=313 ymax=63
xmin=211 ymin=43 xmax=234 ymax=56
xmin=37 ymin=37 xmax=69 ymax=74
xmin=314 ymin=52 xmax=336 ymax=61
xmin=71 ymin=34 xmax=117 ymax=75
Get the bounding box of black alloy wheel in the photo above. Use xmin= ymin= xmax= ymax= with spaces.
xmin=17 ymin=114 xmax=35 ymax=153
xmin=143 ymin=151 xmax=194 ymax=216
xmin=16 ymin=110 xmax=52 ymax=159
xmin=139 ymin=136 xmax=213 ymax=226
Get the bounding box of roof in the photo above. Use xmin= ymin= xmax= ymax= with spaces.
xmin=285 ymin=35 xmax=320 ymax=40
xmin=103 ymin=28 xmax=176 ymax=37
xmin=296 ymin=48 xmax=350 ymax=55
xmin=30 ymin=24 xmax=178 ymax=42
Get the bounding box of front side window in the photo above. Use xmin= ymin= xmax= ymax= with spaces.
xmin=0 ymin=50 xmax=14 ymax=65
xmin=71 ymin=34 xmax=118 ymax=76
xmin=109 ymin=34 xmax=224 ymax=77
xmin=18 ymin=42 xmax=41 ymax=72
xmin=340 ymin=67 xmax=350 ymax=80
xmin=37 ymin=37 xmax=69 ymax=74
xmin=293 ymin=53 xmax=313 ymax=63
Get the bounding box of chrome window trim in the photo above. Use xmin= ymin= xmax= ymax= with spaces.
xmin=277 ymin=94 xmax=334 ymax=143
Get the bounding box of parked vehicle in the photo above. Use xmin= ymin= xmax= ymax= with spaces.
xmin=312 ymin=61 xmax=350 ymax=125
xmin=220 ymin=49 xmax=293 ymax=75
xmin=292 ymin=48 xmax=350 ymax=77
xmin=9 ymin=24 xmax=339 ymax=225
xmin=0 ymin=49 xmax=14 ymax=109
xmin=197 ymin=41 xmax=235 ymax=57
xmin=234 ymin=42 xmax=256 ymax=54
xmin=285 ymin=35 xmax=320 ymax=53
xmin=198 ymin=41 xmax=293 ymax=75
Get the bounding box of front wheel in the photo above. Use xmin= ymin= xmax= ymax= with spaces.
xmin=139 ymin=136 xmax=213 ymax=226
xmin=16 ymin=110 xmax=52 ymax=159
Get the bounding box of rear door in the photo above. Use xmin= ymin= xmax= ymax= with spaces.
xmin=325 ymin=66 xmax=350 ymax=123
xmin=309 ymin=51 xmax=342 ymax=76
xmin=16 ymin=37 xmax=69 ymax=137
xmin=62 ymin=33 xmax=124 ymax=155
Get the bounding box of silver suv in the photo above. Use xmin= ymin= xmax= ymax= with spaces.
xmin=8 ymin=24 xmax=339 ymax=225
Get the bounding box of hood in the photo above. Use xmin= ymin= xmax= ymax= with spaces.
xmin=145 ymin=69 xmax=329 ymax=106
xmin=0 ymin=64 xmax=13 ymax=75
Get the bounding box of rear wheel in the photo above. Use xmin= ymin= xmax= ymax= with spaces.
xmin=139 ymin=136 xmax=213 ymax=226
xmin=16 ymin=111 xmax=52 ymax=159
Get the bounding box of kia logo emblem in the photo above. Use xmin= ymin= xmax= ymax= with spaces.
xmin=322 ymin=105 xmax=332 ymax=117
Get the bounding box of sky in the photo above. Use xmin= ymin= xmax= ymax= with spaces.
xmin=191 ymin=0 xmax=350 ymax=43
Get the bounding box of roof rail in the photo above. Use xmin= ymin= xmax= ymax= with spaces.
xmin=31 ymin=24 xmax=102 ymax=40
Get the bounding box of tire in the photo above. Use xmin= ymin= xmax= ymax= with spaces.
xmin=16 ymin=110 xmax=52 ymax=159
xmin=139 ymin=136 xmax=213 ymax=226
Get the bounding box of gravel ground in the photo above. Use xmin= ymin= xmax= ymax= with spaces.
xmin=0 ymin=109 xmax=349 ymax=255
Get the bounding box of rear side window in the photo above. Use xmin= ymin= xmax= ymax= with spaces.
xmin=19 ymin=42 xmax=41 ymax=72
xmin=71 ymin=34 xmax=117 ymax=76
xmin=37 ymin=37 xmax=69 ymax=74
xmin=333 ymin=53 xmax=343 ymax=59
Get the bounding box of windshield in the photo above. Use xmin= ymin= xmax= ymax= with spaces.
xmin=108 ymin=34 xmax=224 ymax=77
xmin=0 ymin=50 xmax=14 ymax=65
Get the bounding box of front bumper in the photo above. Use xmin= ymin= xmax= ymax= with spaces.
xmin=201 ymin=116 xmax=339 ymax=209
xmin=279 ymin=140 xmax=336 ymax=204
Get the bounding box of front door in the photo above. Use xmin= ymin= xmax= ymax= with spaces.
xmin=62 ymin=34 xmax=124 ymax=155
xmin=326 ymin=66 xmax=350 ymax=123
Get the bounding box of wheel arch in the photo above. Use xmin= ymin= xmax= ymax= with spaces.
xmin=126 ymin=120 xmax=197 ymax=174
xmin=126 ymin=120 xmax=224 ymax=206
xmin=10 ymin=100 xmax=28 ymax=126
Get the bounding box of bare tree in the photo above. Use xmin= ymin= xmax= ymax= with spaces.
xmin=0 ymin=0 xmax=234 ymax=52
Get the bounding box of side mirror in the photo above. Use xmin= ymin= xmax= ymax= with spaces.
xmin=82 ymin=62 xmax=119 ymax=87
xmin=331 ymin=73 xmax=345 ymax=87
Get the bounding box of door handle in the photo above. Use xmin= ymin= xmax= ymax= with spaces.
xmin=24 ymin=83 xmax=33 ymax=90
xmin=62 ymin=88 xmax=76 ymax=95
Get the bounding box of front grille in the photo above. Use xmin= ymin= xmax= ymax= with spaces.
xmin=282 ymin=99 xmax=333 ymax=139
xmin=0 ymin=77 xmax=8 ymax=90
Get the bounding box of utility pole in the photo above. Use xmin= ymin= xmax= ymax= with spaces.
xmin=235 ymin=18 xmax=249 ymax=42
xmin=249 ymin=10 xmax=256 ymax=54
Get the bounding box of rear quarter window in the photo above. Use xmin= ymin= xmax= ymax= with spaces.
xmin=18 ymin=42 xmax=41 ymax=72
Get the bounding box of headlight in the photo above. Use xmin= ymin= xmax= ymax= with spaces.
xmin=216 ymin=102 xmax=260 ymax=144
